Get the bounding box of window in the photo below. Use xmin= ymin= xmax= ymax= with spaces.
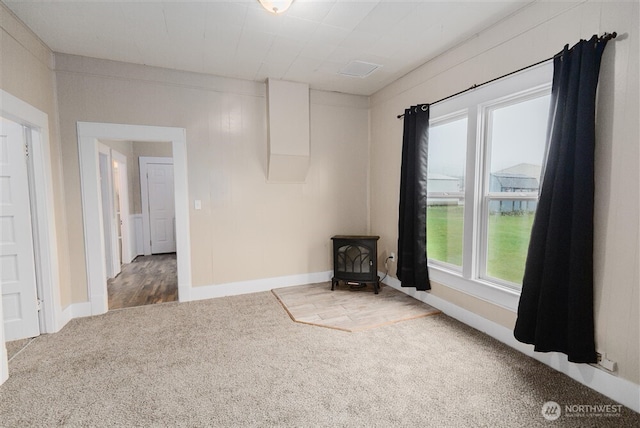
xmin=426 ymin=62 xmax=552 ymax=307
xmin=482 ymin=93 xmax=550 ymax=287
xmin=427 ymin=115 xmax=467 ymax=268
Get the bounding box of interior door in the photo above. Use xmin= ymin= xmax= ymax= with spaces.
xmin=0 ymin=117 xmax=40 ymax=341
xmin=147 ymin=163 xmax=175 ymax=254
xmin=111 ymin=150 xmax=131 ymax=264
xmin=99 ymin=150 xmax=119 ymax=279
xmin=112 ymin=162 xmax=123 ymax=265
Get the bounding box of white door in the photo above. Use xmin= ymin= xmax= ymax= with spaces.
xmin=147 ymin=163 xmax=175 ymax=254
xmin=0 ymin=117 xmax=40 ymax=341
xmin=113 ymin=163 xmax=123 ymax=265
xmin=99 ymin=151 xmax=119 ymax=279
xmin=111 ymin=150 xmax=131 ymax=264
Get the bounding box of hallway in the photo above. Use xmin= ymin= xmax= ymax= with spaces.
xmin=107 ymin=253 xmax=177 ymax=310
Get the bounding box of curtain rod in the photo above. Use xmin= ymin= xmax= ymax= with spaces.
xmin=396 ymin=32 xmax=617 ymax=119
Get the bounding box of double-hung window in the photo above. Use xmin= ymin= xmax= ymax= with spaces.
xmin=426 ymin=62 xmax=552 ymax=309
xmin=427 ymin=114 xmax=467 ymax=269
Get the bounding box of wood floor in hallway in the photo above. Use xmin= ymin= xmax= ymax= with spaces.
xmin=108 ymin=253 xmax=178 ymax=310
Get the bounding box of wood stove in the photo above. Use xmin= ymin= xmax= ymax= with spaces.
xmin=331 ymin=235 xmax=380 ymax=294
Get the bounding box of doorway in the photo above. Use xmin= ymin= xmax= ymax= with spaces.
xmin=107 ymin=253 xmax=178 ymax=310
xmin=96 ymin=143 xmax=132 ymax=281
xmin=98 ymin=145 xmax=120 ymax=280
xmin=1 ymin=90 xmax=60 ymax=385
xmin=111 ymin=149 xmax=130 ymax=266
xmin=102 ymin=147 xmax=178 ymax=310
xmin=0 ymin=116 xmax=40 ymax=341
xmin=77 ymin=122 xmax=192 ymax=316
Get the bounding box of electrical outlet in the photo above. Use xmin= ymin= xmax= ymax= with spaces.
xmin=389 ymin=252 xmax=396 ymax=262
xmin=601 ymin=358 xmax=617 ymax=372
xmin=595 ymin=352 xmax=617 ymax=372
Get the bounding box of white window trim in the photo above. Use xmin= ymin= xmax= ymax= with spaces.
xmin=427 ymin=61 xmax=553 ymax=312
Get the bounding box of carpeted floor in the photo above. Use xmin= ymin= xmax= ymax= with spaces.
xmin=1 ymin=290 xmax=638 ymax=427
xmin=5 ymin=337 xmax=33 ymax=360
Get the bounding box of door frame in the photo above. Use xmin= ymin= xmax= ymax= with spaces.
xmin=0 ymin=90 xmax=61 ymax=333
xmin=139 ymin=156 xmax=174 ymax=256
xmin=1 ymin=90 xmax=61 ymax=385
xmin=77 ymin=122 xmax=192 ymax=315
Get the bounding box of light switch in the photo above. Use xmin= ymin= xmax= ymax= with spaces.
xmin=194 ymin=200 xmax=202 ymax=210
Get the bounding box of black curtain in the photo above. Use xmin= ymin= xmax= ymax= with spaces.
xmin=397 ymin=104 xmax=430 ymax=291
xmin=514 ymin=35 xmax=611 ymax=363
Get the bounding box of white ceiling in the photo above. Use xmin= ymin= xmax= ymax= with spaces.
xmin=5 ymin=0 xmax=534 ymax=96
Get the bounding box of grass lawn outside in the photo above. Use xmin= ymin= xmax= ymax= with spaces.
xmin=426 ymin=205 xmax=534 ymax=285
xmin=486 ymin=212 xmax=535 ymax=284
xmin=427 ymin=205 xmax=464 ymax=266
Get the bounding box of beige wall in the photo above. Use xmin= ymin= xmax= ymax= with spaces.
xmin=99 ymin=140 xmax=135 ymax=215
xmin=369 ymin=1 xmax=639 ymax=384
xmin=55 ymin=54 xmax=370 ymax=300
xmin=132 ymin=141 xmax=173 ymax=214
xmin=4 ymin=0 xmax=636 ymax=387
xmin=0 ymin=3 xmax=73 ymax=308
xmin=100 ymin=139 xmax=173 ymax=215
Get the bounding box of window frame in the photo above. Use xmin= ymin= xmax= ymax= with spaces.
xmin=426 ymin=61 xmax=553 ymax=311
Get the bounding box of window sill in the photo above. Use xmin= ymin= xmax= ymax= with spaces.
xmin=427 ymin=263 xmax=521 ymax=312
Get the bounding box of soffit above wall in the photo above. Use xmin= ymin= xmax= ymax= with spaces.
xmin=267 ymin=79 xmax=310 ymax=183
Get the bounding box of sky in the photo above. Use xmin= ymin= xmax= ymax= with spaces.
xmin=428 ymin=93 xmax=551 ymax=183
xmin=489 ymin=94 xmax=550 ymax=173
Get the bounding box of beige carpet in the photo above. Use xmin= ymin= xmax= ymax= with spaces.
xmin=1 ymin=290 xmax=638 ymax=427
xmin=5 ymin=338 xmax=33 ymax=360
xmin=273 ymin=282 xmax=440 ymax=332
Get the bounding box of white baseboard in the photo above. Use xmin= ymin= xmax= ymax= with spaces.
xmin=189 ymin=271 xmax=333 ymax=301
xmin=56 ymin=272 xmax=333 ymax=328
xmin=60 ymin=301 xmax=94 ymax=328
xmin=381 ymin=274 xmax=640 ymax=413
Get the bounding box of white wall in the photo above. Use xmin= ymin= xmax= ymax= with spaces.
xmin=370 ymin=0 xmax=639 ymax=387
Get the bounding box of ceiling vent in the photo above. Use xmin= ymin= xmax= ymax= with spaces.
xmin=338 ymin=61 xmax=382 ymax=78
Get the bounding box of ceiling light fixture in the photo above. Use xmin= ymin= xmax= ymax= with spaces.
xmin=258 ymin=0 xmax=294 ymax=15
